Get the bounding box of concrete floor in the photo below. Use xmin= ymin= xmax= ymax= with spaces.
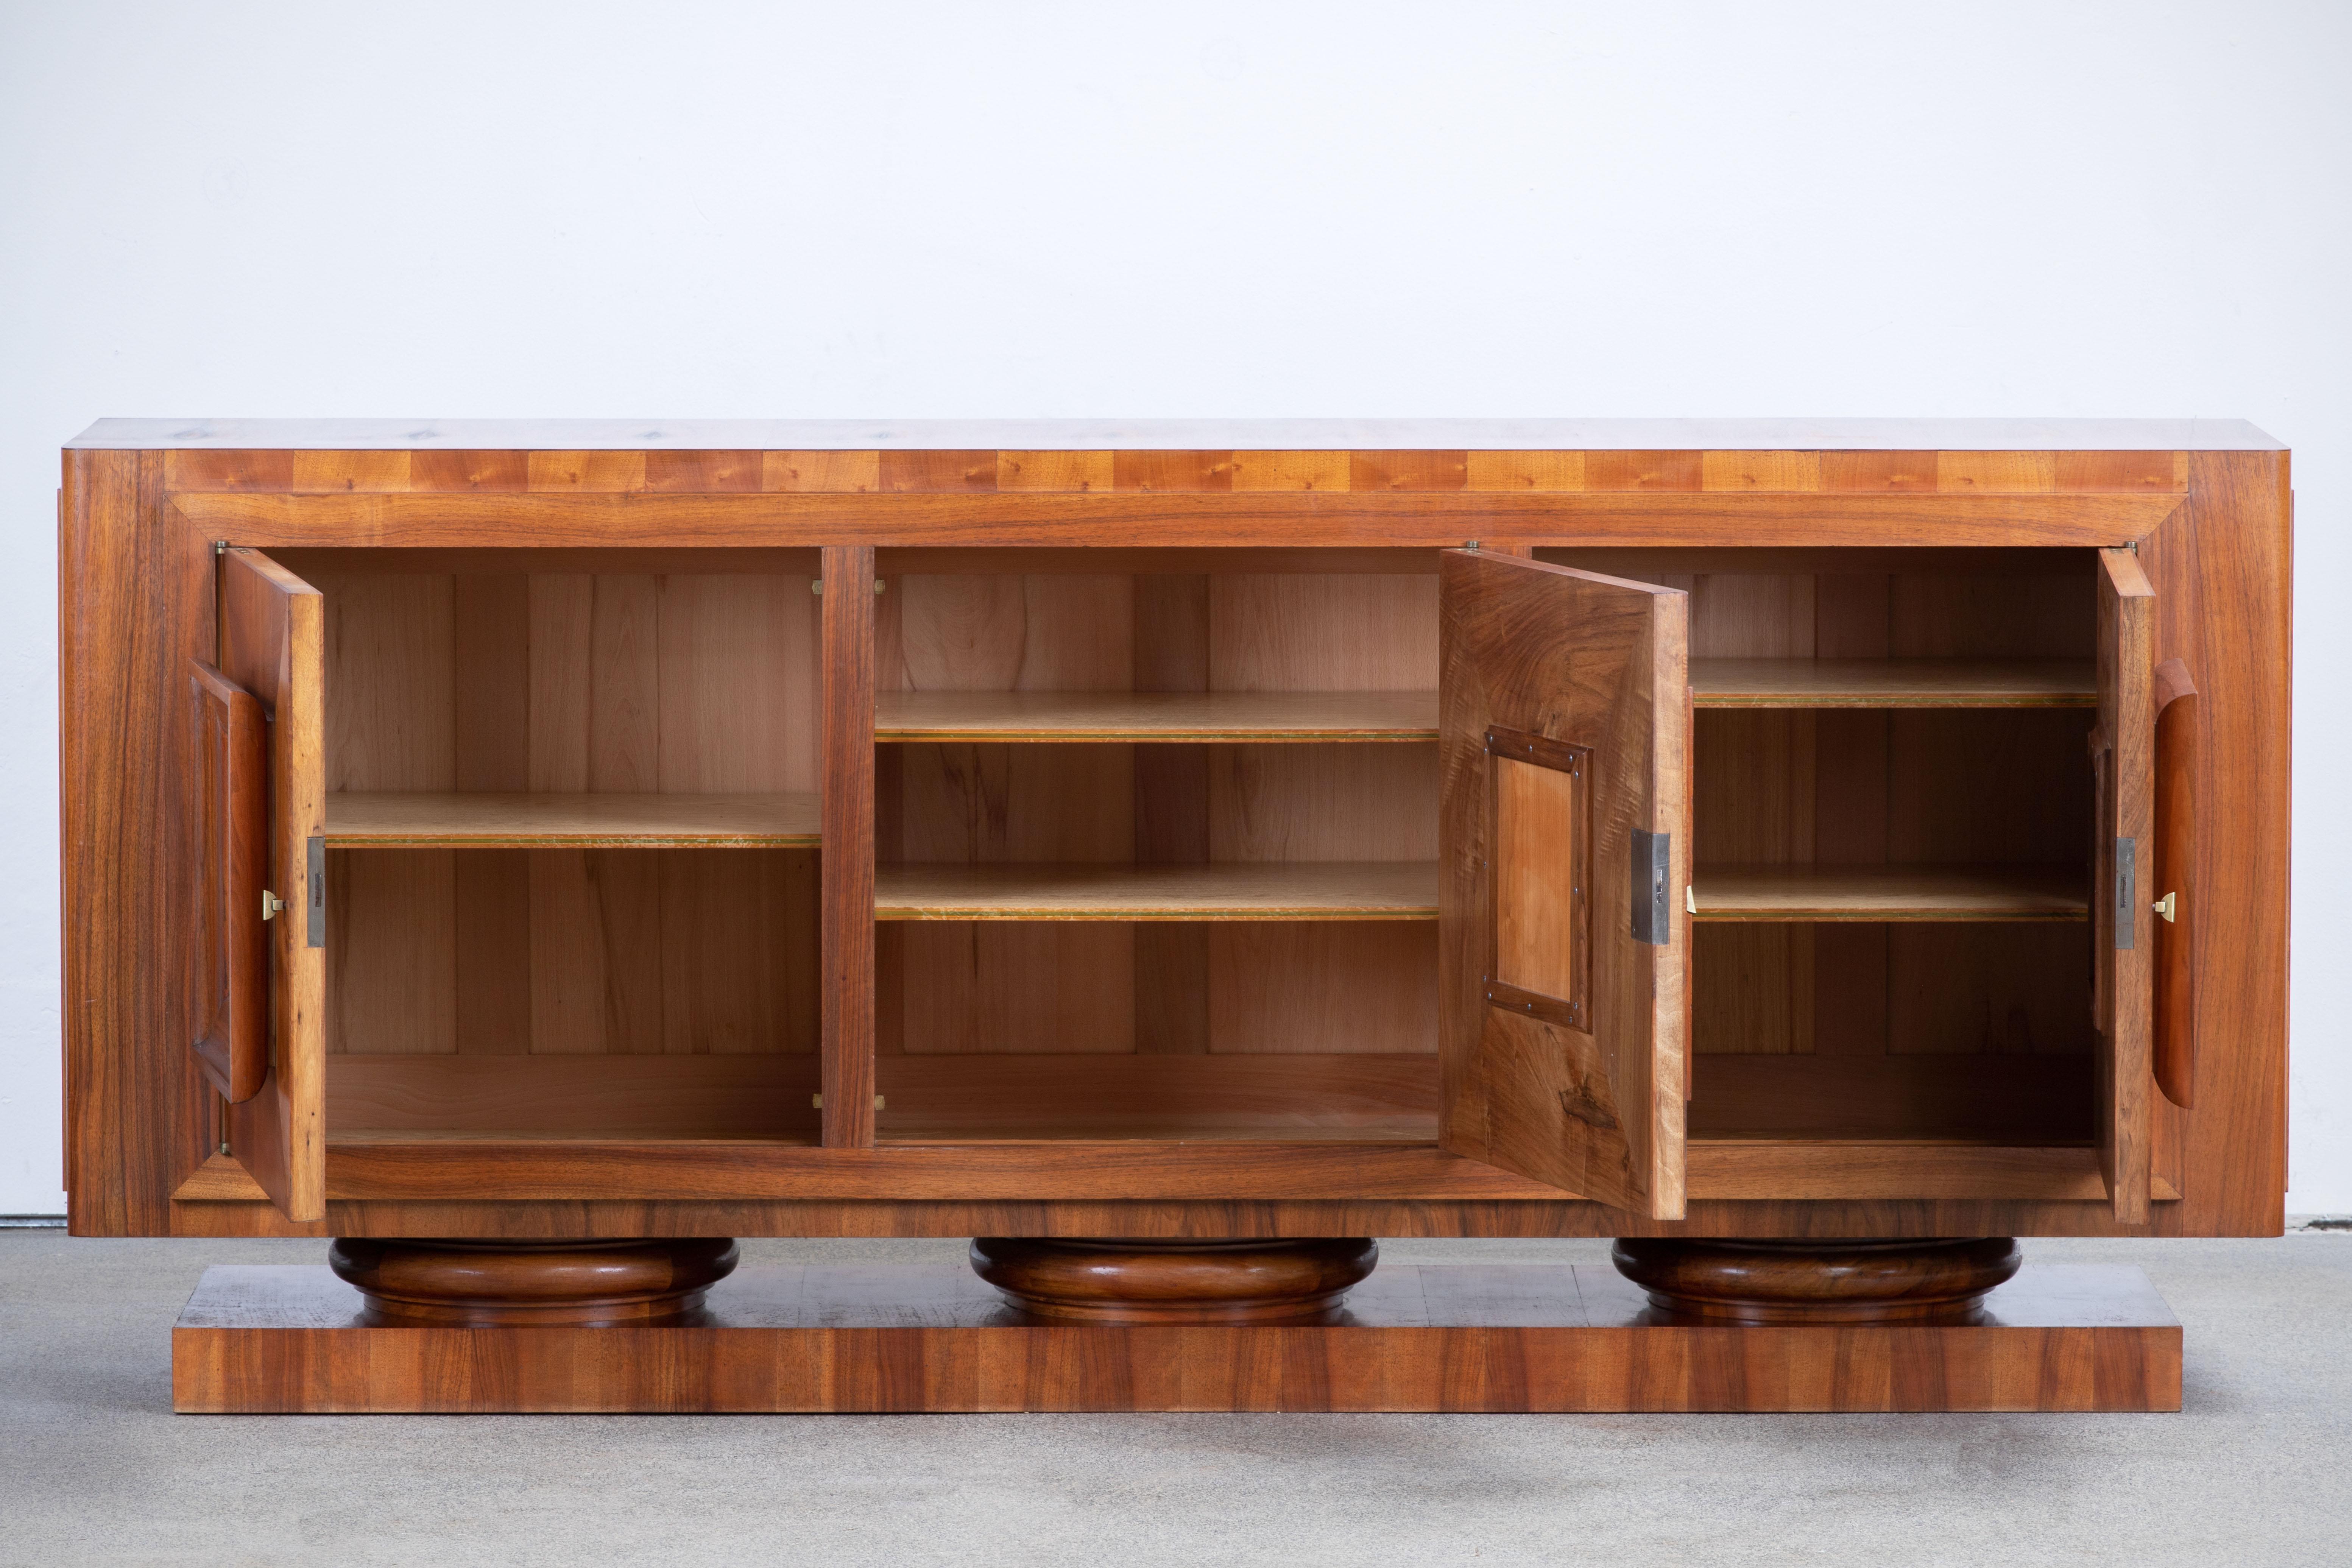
xmin=1 ymin=1234 xmax=2346 ymax=1568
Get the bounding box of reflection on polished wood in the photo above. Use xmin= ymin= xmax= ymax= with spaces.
xmin=876 ymin=689 xmax=1438 ymax=742
xmin=874 ymin=862 xmax=1439 ymax=921
xmin=1692 ymin=864 xmax=2088 ymax=922
xmin=326 ymin=792 xmax=820 ymax=848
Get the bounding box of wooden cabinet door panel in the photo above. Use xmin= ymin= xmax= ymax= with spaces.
xmin=2095 ymin=547 xmax=2155 ymax=1222
xmin=214 ymin=548 xmax=326 ymax=1222
xmin=188 ymin=661 xmax=269 ymax=1102
xmin=1439 ymin=549 xmax=1689 ymax=1218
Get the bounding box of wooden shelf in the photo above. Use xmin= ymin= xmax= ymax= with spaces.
xmin=875 ymin=689 xmax=1437 ymax=742
xmin=874 ymin=862 xmax=1439 ymax=921
xmin=325 ymin=792 xmax=821 ymax=849
xmin=1691 ymin=658 xmax=2095 ymax=708
xmin=1692 ymin=864 xmax=2087 ymax=922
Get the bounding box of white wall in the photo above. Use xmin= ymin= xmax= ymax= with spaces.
xmin=3 ymin=0 xmax=2346 ymax=1214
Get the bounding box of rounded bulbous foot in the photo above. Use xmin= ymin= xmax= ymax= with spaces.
xmin=1610 ymin=1237 xmax=2022 ymax=1325
xmin=327 ymin=1237 xmax=739 ymax=1326
xmin=969 ymin=1236 xmax=1378 ymax=1324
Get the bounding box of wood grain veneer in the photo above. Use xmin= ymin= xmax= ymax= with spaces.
xmin=1440 ymin=550 xmax=1686 ymax=1218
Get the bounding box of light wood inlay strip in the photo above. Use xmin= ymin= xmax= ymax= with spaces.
xmin=1693 ymin=865 xmax=2088 ymax=922
xmin=875 ymin=690 xmax=1438 ymax=742
xmin=875 ymin=862 xmax=1439 ymax=921
xmin=1692 ymin=658 xmax=2096 ymax=708
xmin=325 ymin=792 xmax=819 ymax=848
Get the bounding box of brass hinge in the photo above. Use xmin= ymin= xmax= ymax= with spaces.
xmin=809 ymin=581 xmax=888 ymax=595
xmin=811 ymin=1094 xmax=886 ymax=1110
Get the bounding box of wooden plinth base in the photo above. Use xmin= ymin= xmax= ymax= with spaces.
xmin=173 ymin=1261 xmax=2179 ymax=1413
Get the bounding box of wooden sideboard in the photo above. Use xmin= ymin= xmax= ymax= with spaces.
xmin=61 ymin=419 xmax=2286 ymax=1412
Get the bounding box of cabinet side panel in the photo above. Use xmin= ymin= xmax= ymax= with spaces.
xmin=2154 ymin=456 xmax=2290 ymax=1235
xmin=62 ymin=452 xmax=210 ymax=1233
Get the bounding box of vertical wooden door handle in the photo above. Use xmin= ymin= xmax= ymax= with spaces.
xmin=2152 ymin=658 xmax=2198 ymax=1108
xmin=190 ymin=659 xmax=271 ymax=1103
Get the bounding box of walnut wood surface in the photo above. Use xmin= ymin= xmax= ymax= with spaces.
xmin=187 ymin=661 xmax=269 ymax=1102
xmin=326 ymin=1237 xmax=738 ymax=1325
xmin=2096 ymin=549 xmax=2155 ymax=1223
xmin=2152 ymin=658 xmax=2199 ymax=1108
xmin=59 ymin=435 xmax=2293 ymax=1244
xmin=820 ymin=546 xmax=876 ymax=1149
xmin=171 ymin=1261 xmax=2182 ymax=1412
xmin=875 ymin=689 xmax=1438 ymax=742
xmin=968 ymin=1237 xmax=1378 ymax=1324
xmin=1691 ymin=864 xmax=2088 ymax=921
xmin=321 ymin=1050 xmax=2116 ymax=1150
xmin=2152 ymin=453 xmax=2290 ymax=1236
xmin=1610 ymin=1236 xmax=2023 ymax=1325
xmin=325 ymin=791 xmax=820 ymax=847
xmin=1689 ymin=658 xmax=2094 ymax=708
xmin=179 ymin=1137 xmax=2166 ymax=1207
xmin=1441 ymin=550 xmax=1686 ymax=1217
xmin=217 ymin=550 xmax=327 ymax=1221
xmin=172 ymin=488 xmax=2184 ymax=552
xmin=874 ymin=861 xmax=1438 ymax=920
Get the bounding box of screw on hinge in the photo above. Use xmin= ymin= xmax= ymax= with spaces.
xmin=1464 ymin=540 xmax=1482 ymax=551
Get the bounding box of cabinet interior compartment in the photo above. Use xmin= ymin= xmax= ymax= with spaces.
xmin=293 ymin=548 xmax=826 ymax=1143
xmin=1546 ymin=546 xmax=2102 ymax=1155
xmin=872 ymin=548 xmax=1441 ymax=1141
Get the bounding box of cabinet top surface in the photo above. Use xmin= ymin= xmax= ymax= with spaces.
xmin=66 ymin=417 xmax=2283 ymax=452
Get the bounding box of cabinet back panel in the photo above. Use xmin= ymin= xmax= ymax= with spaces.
xmin=328 ymin=847 xmax=818 ymax=1058
xmin=1208 ymin=924 xmax=1438 ymax=1055
xmin=886 ymin=920 xmax=1434 ymax=1058
xmin=1209 ymin=574 xmax=1437 ymax=690
xmin=311 ymin=565 xmax=820 ymax=795
xmin=899 ymin=922 xmax=1137 ymax=1054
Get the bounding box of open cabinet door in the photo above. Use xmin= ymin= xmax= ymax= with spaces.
xmin=1438 ymin=550 xmax=1689 ymax=1219
xmin=2094 ymin=548 xmax=2154 ymax=1223
xmin=207 ymin=548 xmax=326 ymax=1221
